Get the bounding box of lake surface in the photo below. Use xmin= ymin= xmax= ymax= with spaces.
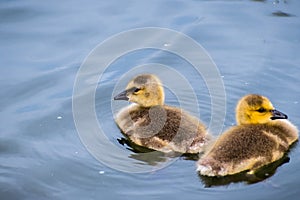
xmin=1 ymin=0 xmax=300 ymax=199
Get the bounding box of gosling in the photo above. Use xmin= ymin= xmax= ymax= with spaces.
xmin=113 ymin=74 xmax=210 ymax=154
xmin=197 ymin=94 xmax=298 ymax=176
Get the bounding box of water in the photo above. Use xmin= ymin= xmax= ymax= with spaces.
xmin=1 ymin=0 xmax=300 ymax=199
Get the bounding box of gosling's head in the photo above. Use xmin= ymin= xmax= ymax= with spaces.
xmin=114 ymin=74 xmax=165 ymax=107
xmin=236 ymin=94 xmax=288 ymax=125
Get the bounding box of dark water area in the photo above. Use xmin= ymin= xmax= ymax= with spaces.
xmin=1 ymin=0 xmax=300 ymax=199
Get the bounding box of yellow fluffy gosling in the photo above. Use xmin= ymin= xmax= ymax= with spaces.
xmin=114 ymin=74 xmax=210 ymax=154
xmin=197 ymin=94 xmax=298 ymax=176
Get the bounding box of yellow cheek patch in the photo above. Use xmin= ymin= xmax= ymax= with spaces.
xmin=133 ymin=90 xmax=143 ymax=95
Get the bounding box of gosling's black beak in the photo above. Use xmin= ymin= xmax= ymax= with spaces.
xmin=271 ymin=109 xmax=288 ymax=120
xmin=114 ymin=90 xmax=129 ymax=101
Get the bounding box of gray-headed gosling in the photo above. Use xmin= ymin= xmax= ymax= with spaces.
xmin=197 ymin=94 xmax=298 ymax=176
xmin=113 ymin=74 xmax=210 ymax=154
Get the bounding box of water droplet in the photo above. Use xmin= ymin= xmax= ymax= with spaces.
xmin=57 ymin=116 xmax=62 ymax=120
xmin=99 ymin=171 xmax=105 ymax=174
xmin=163 ymin=43 xmax=171 ymax=47
xmin=294 ymin=101 xmax=298 ymax=104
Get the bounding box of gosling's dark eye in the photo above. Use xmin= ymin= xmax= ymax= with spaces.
xmin=257 ymin=108 xmax=266 ymax=113
xmin=133 ymin=87 xmax=141 ymax=93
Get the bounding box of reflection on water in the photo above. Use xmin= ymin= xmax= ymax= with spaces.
xmin=272 ymin=10 xmax=294 ymax=17
xmin=117 ymin=137 xmax=192 ymax=166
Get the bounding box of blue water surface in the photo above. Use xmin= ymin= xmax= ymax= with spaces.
xmin=1 ymin=0 xmax=300 ymax=199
